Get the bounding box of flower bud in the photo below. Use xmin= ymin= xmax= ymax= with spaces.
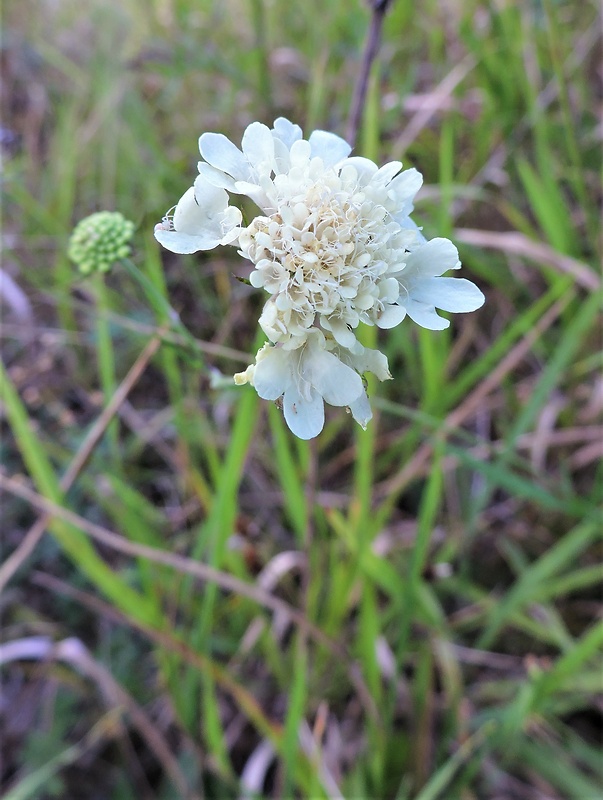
xmin=68 ymin=211 xmax=135 ymax=275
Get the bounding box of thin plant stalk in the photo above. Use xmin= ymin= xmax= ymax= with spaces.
xmin=346 ymin=0 xmax=394 ymax=147
xmin=93 ymin=273 xmax=120 ymax=464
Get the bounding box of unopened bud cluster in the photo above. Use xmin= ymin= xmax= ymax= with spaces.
xmin=69 ymin=211 xmax=134 ymax=275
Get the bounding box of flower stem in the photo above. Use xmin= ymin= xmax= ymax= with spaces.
xmin=94 ymin=273 xmax=120 ymax=465
xmin=249 ymin=0 xmax=273 ymax=115
xmin=346 ymin=0 xmax=394 ymax=147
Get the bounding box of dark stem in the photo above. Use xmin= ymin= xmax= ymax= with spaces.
xmin=346 ymin=0 xmax=394 ymax=148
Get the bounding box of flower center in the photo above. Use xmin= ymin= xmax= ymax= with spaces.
xmin=239 ymin=170 xmax=409 ymax=347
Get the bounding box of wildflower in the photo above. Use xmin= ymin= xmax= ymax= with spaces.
xmin=156 ymin=118 xmax=484 ymax=438
xmin=69 ymin=211 xmax=135 ymax=275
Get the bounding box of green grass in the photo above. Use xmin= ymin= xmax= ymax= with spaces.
xmin=1 ymin=0 xmax=601 ymax=798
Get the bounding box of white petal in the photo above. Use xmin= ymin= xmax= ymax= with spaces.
xmin=380 ymin=277 xmax=400 ymax=303
xmin=410 ymin=277 xmax=485 ymax=313
xmin=154 ymin=184 xmax=236 ymax=253
xmin=249 ymin=270 xmax=265 ymax=288
xmin=396 ymin=215 xmax=427 ymax=245
xmin=219 ymin=206 xmax=244 ymax=242
xmin=376 ymin=303 xmax=407 ymax=329
xmin=349 ymin=347 xmax=392 ymax=381
xmin=308 ymin=129 xmax=352 ymax=166
xmin=233 ymin=181 xmax=272 ymax=210
xmin=191 ymin=177 xmax=231 ymax=225
xmin=387 ymin=168 xmax=423 ymax=214
xmin=199 ymin=132 xmax=249 ymax=181
xmin=341 ymin=156 xmax=379 ymax=184
xmin=326 ymin=317 xmax=357 ymax=349
xmin=373 ymin=161 xmax=402 ymax=184
xmin=172 ymin=186 xmax=207 ymax=233
xmin=197 ymin=162 xmax=238 ymax=192
xmin=289 ymin=139 xmax=311 ymax=166
xmin=284 ymin=384 xmax=325 ymax=439
xmin=252 ymin=346 xmax=292 ymax=399
xmin=348 ymin=391 xmax=373 ymax=429
xmin=402 ymin=238 xmax=460 ymax=280
xmin=258 ymin=300 xmax=287 ymax=342
xmin=153 ymin=229 xmax=222 ymax=253
xmin=403 ymin=298 xmax=450 ymax=330
xmin=272 ymin=137 xmax=292 ymax=174
xmin=304 ymin=349 xmax=364 ymax=407
xmin=177 ymin=177 xmax=241 ymax=243
xmin=241 ymin=122 xmax=275 ymax=171
xmin=271 ymin=117 xmax=303 ymax=149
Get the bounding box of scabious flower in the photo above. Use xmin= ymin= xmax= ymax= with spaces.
xmin=69 ymin=211 xmax=135 ymax=275
xmin=155 ymin=118 xmax=484 ymax=439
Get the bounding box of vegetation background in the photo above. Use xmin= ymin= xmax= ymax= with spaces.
xmin=1 ymin=0 xmax=601 ymax=797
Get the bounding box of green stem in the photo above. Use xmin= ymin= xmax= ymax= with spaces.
xmin=94 ymin=273 xmax=120 ymax=464
xmin=249 ymin=0 xmax=272 ymax=114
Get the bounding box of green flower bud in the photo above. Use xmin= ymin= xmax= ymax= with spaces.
xmin=68 ymin=211 xmax=135 ymax=275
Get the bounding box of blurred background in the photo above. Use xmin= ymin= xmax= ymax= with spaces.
xmin=1 ymin=0 xmax=601 ymax=798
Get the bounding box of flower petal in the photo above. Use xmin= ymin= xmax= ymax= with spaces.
xmin=153 ymin=229 xmax=222 ymax=254
xmin=387 ymin=168 xmax=423 ymax=215
xmin=348 ymin=346 xmax=392 ymax=381
xmin=324 ymin=317 xmax=357 ymax=349
xmin=304 ymin=348 xmax=364 ymax=407
xmin=402 ymin=238 xmax=460 ymax=280
xmin=308 ymin=129 xmax=351 ymax=166
xmin=154 ymin=184 xmax=239 ymax=253
xmin=199 ymin=132 xmax=249 ymax=181
xmin=283 ymin=384 xmax=325 ymax=439
xmin=220 ymin=207 xmax=244 ymax=242
xmin=233 ymin=180 xmax=271 ymax=209
xmin=289 ymin=139 xmax=311 ymax=166
xmin=403 ymin=298 xmax=450 ymax=330
xmin=171 ymin=186 xmax=206 ymax=233
xmin=252 ymin=345 xmax=292 ymax=399
xmin=348 ymin=391 xmax=373 ymax=429
xmin=190 ymin=177 xmax=234 ymax=227
xmin=272 ymin=137 xmax=292 ymax=174
xmin=271 ymin=117 xmax=303 ymax=149
xmin=376 ymin=303 xmax=407 ymax=329
xmin=395 ymin=215 xmax=427 ymax=245
xmin=410 ymin=277 xmax=485 ymax=313
xmin=197 ymin=162 xmax=238 ymax=192
xmin=241 ymin=122 xmax=275 ymax=172
xmin=374 ymin=161 xmax=403 ymax=185
xmin=341 ymin=156 xmax=379 ymax=185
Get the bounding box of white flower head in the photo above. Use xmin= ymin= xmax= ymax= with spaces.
xmin=156 ymin=118 xmax=485 ymax=439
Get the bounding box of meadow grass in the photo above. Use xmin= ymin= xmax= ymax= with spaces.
xmin=1 ymin=0 xmax=601 ymax=797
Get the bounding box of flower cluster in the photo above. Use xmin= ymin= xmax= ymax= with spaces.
xmin=155 ymin=118 xmax=484 ymax=439
xmin=69 ymin=211 xmax=135 ymax=275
